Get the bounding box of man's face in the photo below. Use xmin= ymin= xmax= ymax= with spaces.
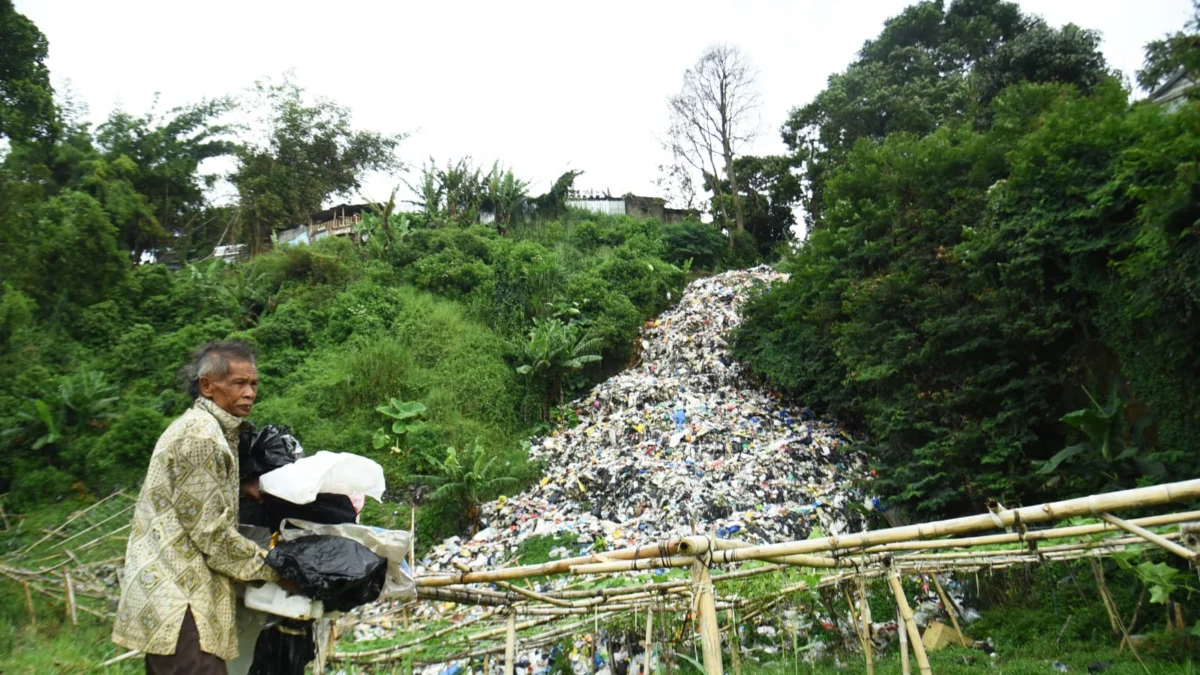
xmin=199 ymin=360 xmax=258 ymax=417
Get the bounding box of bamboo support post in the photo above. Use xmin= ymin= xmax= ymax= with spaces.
xmin=64 ymin=571 xmax=76 ymax=626
xmin=644 ymin=604 xmax=654 ymax=675
xmin=1099 ymin=512 xmax=1198 ymax=561
xmin=842 ymin=584 xmax=873 ymax=675
xmin=1120 ymin=586 xmax=1148 ymax=654
xmin=1091 ymin=558 xmax=1151 ymax=675
xmin=23 ymin=580 xmax=35 ymax=628
xmin=928 ymin=573 xmax=968 ymax=648
xmin=690 ymin=560 xmax=723 ymax=675
xmin=859 ymin=577 xmax=875 ymax=675
xmin=727 ymin=607 xmax=743 ymax=675
xmin=1089 ymin=558 xmax=1122 ymax=639
xmin=888 ymin=569 xmax=931 ymax=675
xmin=897 ymin=606 xmax=910 ymax=675
xmin=504 ymin=611 xmax=517 ymax=675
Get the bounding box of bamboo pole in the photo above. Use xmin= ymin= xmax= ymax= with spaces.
xmin=859 ymin=577 xmax=875 ymax=675
xmin=571 ymin=555 xmax=696 ymax=575
xmin=100 ymin=649 xmax=142 ymax=667
xmin=928 ymin=574 xmax=968 ymax=648
xmin=897 ymin=606 xmax=910 ymax=675
xmin=1091 ymin=558 xmax=1151 ymax=675
xmin=726 ymin=608 xmax=743 ymax=675
xmin=453 ymin=561 xmax=575 ymax=608
xmin=690 ymin=561 xmax=722 ymax=675
xmin=867 ymin=510 xmax=1200 ymax=553
xmin=505 ymin=612 xmax=516 ymax=675
xmin=1090 ymin=558 xmax=1123 ymax=640
xmin=644 ymin=604 xmax=654 ymax=675
xmin=842 ymin=585 xmax=873 ymax=675
xmin=1100 ymin=513 xmax=1198 ymax=561
xmin=64 ymin=571 xmax=76 ymax=626
xmin=718 ymin=480 xmax=1200 ymax=564
xmin=23 ymin=580 xmax=35 ymax=628
xmin=887 ymin=569 xmax=931 ymax=675
xmin=418 ymin=539 xmax=684 ymax=587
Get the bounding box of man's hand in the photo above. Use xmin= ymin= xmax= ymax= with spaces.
xmin=278 ymin=579 xmax=302 ymax=594
xmin=240 ymin=478 xmax=262 ymax=502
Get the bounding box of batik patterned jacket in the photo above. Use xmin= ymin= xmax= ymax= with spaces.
xmin=112 ymin=397 xmax=277 ymax=660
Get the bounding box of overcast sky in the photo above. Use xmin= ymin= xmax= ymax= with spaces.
xmin=15 ymin=0 xmax=1196 ymax=208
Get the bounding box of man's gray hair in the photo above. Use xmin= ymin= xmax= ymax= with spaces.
xmin=180 ymin=340 xmax=257 ymax=399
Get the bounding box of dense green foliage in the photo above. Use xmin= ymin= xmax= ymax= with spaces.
xmin=785 ymin=0 xmax=1112 ymax=228
xmin=0 ymin=208 xmax=703 ymax=542
xmin=0 ymin=2 xmax=749 ymax=544
xmin=737 ymin=77 xmax=1200 ymax=515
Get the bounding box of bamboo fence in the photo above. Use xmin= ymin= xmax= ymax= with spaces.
xmin=4 ymin=480 xmax=1199 ymax=673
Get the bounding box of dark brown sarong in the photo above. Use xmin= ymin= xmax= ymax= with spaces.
xmin=145 ymin=608 xmax=227 ymax=675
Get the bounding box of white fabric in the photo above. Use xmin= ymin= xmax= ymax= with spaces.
xmin=259 ymin=451 xmax=385 ymax=505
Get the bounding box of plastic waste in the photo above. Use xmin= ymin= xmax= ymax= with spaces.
xmin=259 ymin=451 xmax=385 ymax=505
xmin=279 ymin=519 xmax=416 ymax=601
xmin=244 ymin=582 xmax=324 ymax=620
xmin=240 ymin=493 xmax=357 ymax=533
xmin=248 ymin=619 xmax=315 ymax=675
xmin=239 ymin=424 xmax=304 ymax=481
xmin=265 ymin=535 xmax=386 ymax=612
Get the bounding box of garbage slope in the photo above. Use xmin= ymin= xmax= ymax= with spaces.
xmin=422 ymin=266 xmax=869 ymax=572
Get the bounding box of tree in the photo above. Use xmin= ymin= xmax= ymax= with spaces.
xmin=0 ymin=0 xmax=56 ymax=143
xmin=230 ymin=78 xmax=403 ymax=252
xmin=1138 ymin=1 xmax=1200 ymax=93
xmin=533 ymin=169 xmax=583 ymax=219
xmin=93 ymin=99 xmax=238 ymax=261
xmin=667 ymin=44 xmax=760 ymax=236
xmin=784 ymin=0 xmax=1110 ymax=228
xmin=482 ymin=162 xmax=529 ymax=232
xmin=713 ymin=155 xmax=802 ymax=254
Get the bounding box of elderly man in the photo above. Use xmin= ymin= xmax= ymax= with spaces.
xmin=113 ymin=341 xmax=278 ymax=674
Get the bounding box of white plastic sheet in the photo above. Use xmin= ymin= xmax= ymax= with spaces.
xmin=259 ymin=451 xmax=385 ymax=505
xmin=279 ymin=519 xmax=416 ymax=601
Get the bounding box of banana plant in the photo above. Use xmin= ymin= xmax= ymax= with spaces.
xmin=372 ymin=398 xmax=427 ymax=455
xmin=410 ymin=439 xmax=518 ymax=533
xmin=515 ymin=317 xmax=602 ymax=412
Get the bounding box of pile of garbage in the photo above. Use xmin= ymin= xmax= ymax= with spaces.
xmin=419 ymin=266 xmax=871 ymax=575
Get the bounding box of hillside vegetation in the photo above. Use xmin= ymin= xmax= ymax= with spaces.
xmin=733 ymin=1 xmax=1200 ymax=518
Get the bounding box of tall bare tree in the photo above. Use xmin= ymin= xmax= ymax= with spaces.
xmin=666 ymin=44 xmax=760 ymax=235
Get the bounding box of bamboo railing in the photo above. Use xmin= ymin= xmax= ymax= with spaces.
xmin=4 ymin=480 xmax=1199 ymax=673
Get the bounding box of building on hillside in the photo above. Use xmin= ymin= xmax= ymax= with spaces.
xmin=212 ymin=244 xmax=248 ymax=263
xmin=276 ymin=203 xmax=381 ymax=247
xmin=565 ymin=190 xmax=694 ymax=224
xmin=1149 ymin=69 xmax=1196 ymax=111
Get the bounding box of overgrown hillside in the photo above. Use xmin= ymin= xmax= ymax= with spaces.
xmin=0 ymin=210 xmax=753 ymax=542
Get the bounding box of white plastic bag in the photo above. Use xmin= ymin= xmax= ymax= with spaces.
xmin=259 ymin=451 xmax=385 ymax=505
xmin=279 ymin=519 xmax=416 ymax=601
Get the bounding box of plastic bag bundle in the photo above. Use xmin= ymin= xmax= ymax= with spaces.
xmin=248 ymin=619 xmax=314 ymax=675
xmin=239 ymin=423 xmax=305 ymax=481
xmin=265 ymin=535 xmax=386 ymax=612
xmin=240 ymin=493 xmax=357 ymax=533
xmin=279 ymin=519 xmax=416 ymax=601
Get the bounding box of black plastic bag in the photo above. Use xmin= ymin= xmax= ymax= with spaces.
xmin=248 ymin=619 xmax=314 ymax=675
xmin=239 ymin=423 xmax=304 ymax=481
xmin=265 ymin=535 xmax=386 ymax=612
xmin=240 ymin=493 xmax=357 ymax=532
